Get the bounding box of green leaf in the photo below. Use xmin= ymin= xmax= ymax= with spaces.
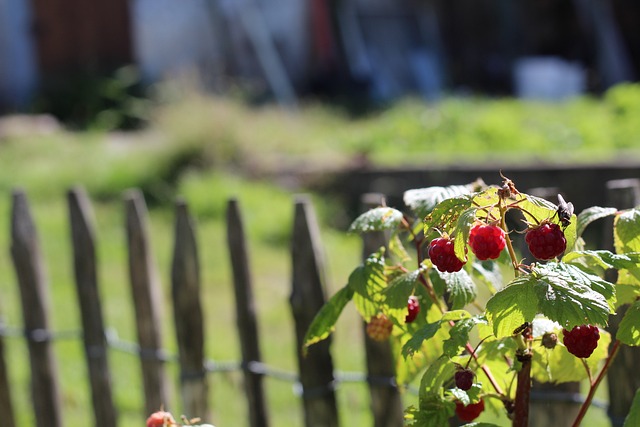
xmin=443 ymin=316 xmax=487 ymax=357
xmin=440 ymin=269 xmax=476 ymax=310
xmin=420 ymin=356 xmax=457 ymax=399
xmin=486 ymin=277 xmax=539 ymax=338
xmin=563 ymin=214 xmax=578 ymax=253
xmin=563 ymin=250 xmax=640 ymax=271
xmin=617 ymin=300 xmax=640 ymax=346
xmin=349 ymin=252 xmax=386 ymax=321
xmin=454 ymin=209 xmax=476 ymax=260
xmin=441 ymin=309 xmax=473 ymax=322
xmin=383 ymin=269 xmax=421 ymax=309
xmin=532 ymin=263 xmax=613 ymax=329
xmin=615 ymin=208 xmax=640 ymax=253
xmin=517 ymin=193 xmax=558 ymax=224
xmin=404 ymin=182 xmax=480 ymax=220
xmin=349 ymin=207 xmax=404 ymax=233
xmin=532 ymin=328 xmax=611 ymax=384
xmin=472 ymin=260 xmax=502 ymax=295
xmin=577 ymin=206 xmax=617 ymax=237
xmin=623 ymin=388 xmax=640 ymax=427
xmin=424 ymin=196 xmax=474 ymax=238
xmin=617 ymin=283 xmax=640 ymax=307
xmin=303 ymin=285 xmax=354 ymax=350
xmin=402 ymin=321 xmax=444 ymax=358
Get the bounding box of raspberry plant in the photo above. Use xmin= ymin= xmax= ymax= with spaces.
xmin=304 ymin=175 xmax=640 ymax=426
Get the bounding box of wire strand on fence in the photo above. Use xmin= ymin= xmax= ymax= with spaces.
xmin=0 ymin=322 xmax=417 ymax=395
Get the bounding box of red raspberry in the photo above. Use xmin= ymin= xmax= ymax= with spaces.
xmin=428 ymin=237 xmax=465 ymax=273
xmin=405 ymin=296 xmax=420 ymax=323
xmin=468 ymin=224 xmax=506 ymax=260
xmin=525 ymin=222 xmax=567 ymax=260
xmin=146 ymin=410 xmax=175 ymax=427
xmin=562 ymin=325 xmax=600 ymax=358
xmin=454 ymin=368 xmax=474 ymax=391
xmin=455 ymin=399 xmax=485 ymax=422
xmin=366 ymin=313 xmax=393 ymax=341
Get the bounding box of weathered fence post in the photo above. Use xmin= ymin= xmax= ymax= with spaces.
xmin=604 ymin=178 xmax=640 ymax=427
xmin=124 ymin=189 xmax=170 ymax=415
xmin=226 ymin=199 xmax=270 ymax=427
xmin=10 ymin=189 xmax=63 ymax=427
xmin=171 ymin=199 xmax=209 ymax=420
xmin=67 ymin=187 xmax=118 ymax=427
xmin=0 ymin=316 xmax=16 ymax=427
xmin=525 ymin=187 xmax=581 ymax=427
xmin=360 ymin=193 xmax=404 ymax=427
xmin=290 ymin=195 xmax=340 ymax=427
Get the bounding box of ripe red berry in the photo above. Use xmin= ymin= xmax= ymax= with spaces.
xmin=468 ymin=224 xmax=506 ymax=260
xmin=405 ymin=296 xmax=420 ymax=323
xmin=455 ymin=399 xmax=485 ymax=422
xmin=454 ymin=368 xmax=474 ymax=391
xmin=562 ymin=325 xmax=600 ymax=358
xmin=146 ymin=410 xmax=175 ymax=427
xmin=428 ymin=237 xmax=465 ymax=273
xmin=525 ymin=222 xmax=567 ymax=260
xmin=366 ymin=313 xmax=393 ymax=341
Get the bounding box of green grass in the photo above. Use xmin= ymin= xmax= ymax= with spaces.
xmin=3 ymin=85 xmax=638 ymax=425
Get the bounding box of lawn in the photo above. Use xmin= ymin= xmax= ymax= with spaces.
xmin=2 ymin=84 xmax=638 ymax=426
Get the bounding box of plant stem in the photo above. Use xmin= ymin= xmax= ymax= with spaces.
xmin=513 ymin=352 xmax=532 ymax=427
xmin=499 ymin=203 xmax=520 ymax=276
xmin=571 ymin=339 xmax=622 ymax=427
xmin=464 ymin=341 xmax=504 ymax=396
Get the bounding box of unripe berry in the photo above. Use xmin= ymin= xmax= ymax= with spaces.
xmin=405 ymin=296 xmax=420 ymax=323
xmin=428 ymin=237 xmax=466 ymax=273
xmin=563 ymin=325 xmax=600 ymax=358
xmin=455 ymin=399 xmax=485 ymax=422
xmin=542 ymin=332 xmax=558 ymax=349
xmin=468 ymin=224 xmax=506 ymax=260
xmin=525 ymin=222 xmax=567 ymax=260
xmin=366 ymin=313 xmax=393 ymax=341
xmin=454 ymin=368 xmax=474 ymax=391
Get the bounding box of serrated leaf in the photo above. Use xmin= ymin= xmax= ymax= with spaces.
xmin=383 ymin=270 xmax=421 ymax=308
xmin=443 ymin=316 xmax=487 ymax=357
xmin=472 ymin=260 xmax=503 ymax=294
xmin=441 ymin=309 xmax=473 ymax=322
xmin=303 ymin=285 xmax=354 ymax=350
xmin=486 ymin=277 xmax=539 ymax=338
xmin=577 ymin=206 xmax=617 ymax=237
xmin=424 ymin=196 xmax=474 ymax=238
xmin=349 ymin=252 xmax=386 ymax=321
xmin=617 ymin=283 xmax=640 ymax=307
xmin=532 ymin=263 xmax=613 ymax=329
xmin=404 ymin=183 xmax=478 ymax=219
xmin=564 ymin=250 xmax=640 ymax=271
xmin=623 ymin=388 xmax=640 ymax=427
xmin=437 ymin=269 xmax=476 ymax=310
xmin=517 ymin=193 xmax=558 ymax=223
xmin=420 ymin=356 xmax=457 ymax=399
xmin=615 ymin=208 xmax=640 ymax=253
xmin=617 ymin=300 xmax=640 ymax=346
xmin=349 ymin=207 xmax=404 ymax=233
xmin=454 ymin=209 xmax=476 ymax=260
xmin=563 ymin=214 xmax=578 ymax=253
xmin=402 ymin=321 xmax=444 ymax=358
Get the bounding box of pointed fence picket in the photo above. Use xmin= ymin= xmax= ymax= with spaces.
xmin=0 ymin=179 xmax=637 ymax=427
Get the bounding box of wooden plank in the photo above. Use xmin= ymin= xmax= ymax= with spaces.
xmin=604 ymin=179 xmax=640 ymax=427
xmin=289 ymin=195 xmax=339 ymax=427
xmin=0 ymin=317 xmax=16 ymax=427
xmin=67 ymin=187 xmax=117 ymax=427
xmin=171 ymin=199 xmax=209 ymax=420
xmin=10 ymin=189 xmax=63 ymax=427
xmin=226 ymin=199 xmax=270 ymax=427
xmin=124 ymin=189 xmax=170 ymax=415
xmin=359 ymin=193 xmax=404 ymax=427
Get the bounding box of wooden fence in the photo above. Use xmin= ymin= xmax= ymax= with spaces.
xmin=1 ymin=177 xmax=639 ymax=427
